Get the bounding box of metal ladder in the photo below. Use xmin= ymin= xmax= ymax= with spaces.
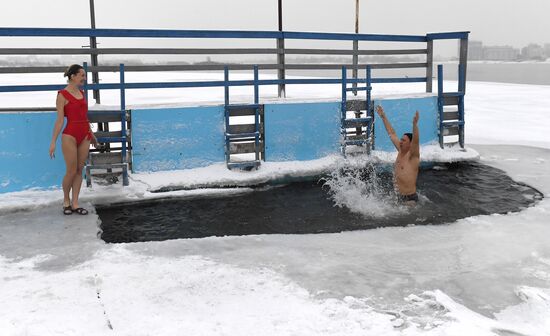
xmin=341 ymin=65 xmax=374 ymax=156
xmin=437 ymin=64 xmax=465 ymax=148
xmin=224 ymin=65 xmax=262 ymax=170
xmin=84 ymin=63 xmax=130 ymax=186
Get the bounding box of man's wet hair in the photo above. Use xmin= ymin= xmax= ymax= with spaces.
xmin=404 ymin=133 xmax=413 ymax=142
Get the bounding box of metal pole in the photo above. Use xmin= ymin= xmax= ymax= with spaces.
xmin=120 ymin=63 xmax=129 ymax=186
xmin=89 ymin=0 xmax=100 ymax=104
xmin=83 ymin=62 xmax=89 ymax=105
xmin=426 ymin=39 xmax=433 ymax=92
xmin=458 ymin=36 xmax=469 ymax=93
xmin=367 ymin=64 xmax=374 ymax=150
xmin=352 ymin=0 xmax=359 ymax=96
xmin=458 ymin=63 xmax=465 ymax=148
xmin=253 ymin=65 xmax=260 ymax=162
xmin=277 ymin=0 xmax=286 ymax=98
xmin=224 ymin=66 xmax=230 ymax=164
xmin=352 ymin=0 xmax=361 ymax=136
xmin=437 ymin=64 xmax=444 ymax=148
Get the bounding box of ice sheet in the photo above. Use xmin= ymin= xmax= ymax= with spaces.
xmin=1 ymin=73 xmax=550 ymax=335
xmin=0 ymin=145 xmax=549 ymax=336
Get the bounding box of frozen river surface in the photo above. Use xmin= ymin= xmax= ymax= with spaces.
xmin=1 ymin=145 xmax=549 ymax=336
xmin=1 ymin=75 xmax=550 ymax=335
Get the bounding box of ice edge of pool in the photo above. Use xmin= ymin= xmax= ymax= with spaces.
xmin=96 ymin=160 xmax=544 ymax=244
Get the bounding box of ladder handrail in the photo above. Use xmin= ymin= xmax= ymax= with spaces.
xmin=438 ymin=64 xmax=465 ymax=149
xmin=340 ymin=65 xmax=374 ymax=156
xmin=253 ymin=65 xmax=260 ymax=163
xmin=223 ymin=66 xmax=262 ymax=168
xmin=83 ymin=61 xmax=130 ymax=186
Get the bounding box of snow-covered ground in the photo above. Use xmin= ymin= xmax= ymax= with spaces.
xmin=1 ymin=145 xmax=549 ymax=336
xmin=1 ymin=74 xmax=549 ymax=335
xmin=0 ymin=144 xmax=480 ymax=213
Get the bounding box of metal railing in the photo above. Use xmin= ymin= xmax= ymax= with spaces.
xmin=0 ymin=27 xmax=469 ymax=105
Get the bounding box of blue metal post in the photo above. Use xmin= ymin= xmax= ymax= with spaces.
xmin=366 ymin=65 xmax=372 ymax=113
xmin=82 ymin=61 xmax=91 ymax=187
xmin=119 ymin=63 xmax=129 ymax=186
xmin=253 ymin=65 xmax=259 ymax=105
xmin=341 ymin=66 xmax=347 ymax=156
xmin=224 ymin=66 xmax=230 ymax=164
xmin=0 ymin=76 xmax=429 ymax=93
xmin=458 ymin=63 xmax=465 ymax=148
xmin=83 ymin=62 xmax=89 ymax=104
xmin=437 ymin=64 xmax=444 ymax=148
xmin=458 ymin=63 xmax=465 ymax=93
xmin=366 ymin=65 xmax=372 ymax=152
xmin=253 ymin=65 xmax=260 ymax=162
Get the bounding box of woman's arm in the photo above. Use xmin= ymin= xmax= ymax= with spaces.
xmin=49 ymin=93 xmax=65 ymax=158
xmin=88 ymin=122 xmax=98 ymax=147
xmin=82 ymin=89 xmax=97 ymax=147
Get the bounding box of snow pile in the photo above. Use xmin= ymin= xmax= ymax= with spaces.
xmin=416 ymin=288 xmax=550 ymax=335
xmin=493 ymin=286 xmax=550 ymax=333
xmin=1 ymin=245 xmax=549 ymax=336
xmin=134 ymin=144 xmax=477 ymax=190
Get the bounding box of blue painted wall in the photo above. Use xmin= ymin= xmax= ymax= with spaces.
xmin=0 ymin=112 xmax=65 ymax=193
xmin=264 ymin=102 xmax=341 ymax=161
xmin=373 ymin=96 xmax=439 ymax=152
xmin=131 ymin=106 xmax=225 ymax=172
xmin=0 ymin=97 xmax=440 ymax=193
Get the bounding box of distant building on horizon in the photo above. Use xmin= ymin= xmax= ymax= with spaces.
xmin=484 ymin=46 xmax=520 ymax=61
xmin=468 ymin=40 xmax=484 ymax=60
xmin=522 ymin=43 xmax=545 ymax=60
xmin=468 ymin=40 xmax=520 ymax=61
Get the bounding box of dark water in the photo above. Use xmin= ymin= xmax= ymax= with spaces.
xmin=97 ymin=163 xmax=543 ymax=243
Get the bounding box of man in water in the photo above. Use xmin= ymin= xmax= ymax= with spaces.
xmin=376 ymin=105 xmax=420 ymax=205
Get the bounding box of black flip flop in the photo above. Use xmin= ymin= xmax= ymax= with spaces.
xmin=63 ymin=206 xmax=73 ymax=215
xmin=72 ymin=207 xmax=89 ymax=215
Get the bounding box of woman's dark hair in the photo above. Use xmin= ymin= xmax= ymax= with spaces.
xmin=64 ymin=64 xmax=84 ymax=81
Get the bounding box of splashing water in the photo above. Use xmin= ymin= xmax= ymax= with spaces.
xmin=322 ymin=162 xmax=409 ymax=218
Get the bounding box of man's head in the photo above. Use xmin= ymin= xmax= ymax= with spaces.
xmin=400 ymin=133 xmax=413 ymax=152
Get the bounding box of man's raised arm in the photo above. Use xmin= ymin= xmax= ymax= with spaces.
xmin=376 ymin=105 xmax=400 ymax=150
xmin=411 ymin=111 xmax=420 ymax=159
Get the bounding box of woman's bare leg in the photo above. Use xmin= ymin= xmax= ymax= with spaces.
xmin=61 ymin=135 xmax=78 ymax=207
xmin=71 ymin=139 xmax=90 ymax=209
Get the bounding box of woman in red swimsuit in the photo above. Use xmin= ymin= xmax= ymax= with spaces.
xmin=49 ymin=64 xmax=97 ymax=215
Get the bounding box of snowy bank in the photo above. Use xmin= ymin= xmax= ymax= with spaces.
xmin=0 ymin=144 xmax=549 ymax=336
xmin=0 ymin=144 xmax=478 ymax=213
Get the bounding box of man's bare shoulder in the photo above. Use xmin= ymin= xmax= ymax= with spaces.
xmin=400 ymin=151 xmax=419 ymax=164
xmin=408 ymin=152 xmax=420 ymax=165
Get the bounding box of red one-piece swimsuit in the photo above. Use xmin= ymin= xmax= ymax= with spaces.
xmin=59 ymin=89 xmax=92 ymax=145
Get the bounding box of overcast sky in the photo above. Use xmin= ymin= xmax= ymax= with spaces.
xmin=1 ymin=0 xmax=548 ymax=52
